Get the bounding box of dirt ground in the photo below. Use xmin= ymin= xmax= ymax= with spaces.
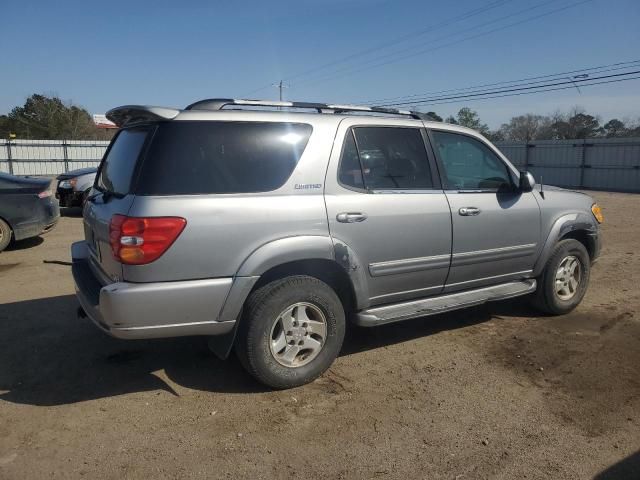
xmin=0 ymin=191 xmax=638 ymax=479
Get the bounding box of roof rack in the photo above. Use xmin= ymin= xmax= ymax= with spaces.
xmin=184 ymin=98 xmax=429 ymax=120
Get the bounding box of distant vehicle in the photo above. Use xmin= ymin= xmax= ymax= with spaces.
xmin=0 ymin=172 xmax=60 ymax=252
xmin=56 ymin=167 xmax=97 ymax=207
xmin=72 ymin=98 xmax=602 ymax=389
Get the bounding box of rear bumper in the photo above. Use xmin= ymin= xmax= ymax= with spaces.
xmin=71 ymin=241 xmax=236 ymax=339
xmin=13 ymin=199 xmax=60 ymax=241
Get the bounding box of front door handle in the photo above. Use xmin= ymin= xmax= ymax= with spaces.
xmin=459 ymin=207 xmax=481 ymax=216
xmin=337 ymin=212 xmax=368 ymax=223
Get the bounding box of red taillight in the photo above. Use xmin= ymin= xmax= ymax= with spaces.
xmin=109 ymin=215 xmax=186 ymax=265
xmin=38 ymin=190 xmax=52 ymax=198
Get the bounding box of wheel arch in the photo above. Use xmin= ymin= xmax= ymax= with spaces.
xmin=209 ymin=236 xmax=366 ymax=360
xmin=533 ymin=212 xmax=599 ymax=277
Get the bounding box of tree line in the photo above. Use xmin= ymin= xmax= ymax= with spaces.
xmin=0 ymin=94 xmax=115 ymax=140
xmin=424 ymin=106 xmax=640 ymax=142
xmin=1 ymin=94 xmax=639 ymax=142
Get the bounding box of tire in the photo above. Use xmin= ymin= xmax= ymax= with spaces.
xmin=0 ymin=218 xmax=12 ymax=253
xmin=531 ymin=239 xmax=590 ymax=315
xmin=235 ymin=275 xmax=346 ymax=389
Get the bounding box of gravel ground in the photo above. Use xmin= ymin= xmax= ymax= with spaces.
xmin=0 ymin=191 xmax=638 ymax=479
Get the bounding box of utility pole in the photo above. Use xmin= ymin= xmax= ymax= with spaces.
xmin=272 ymin=80 xmax=289 ymax=102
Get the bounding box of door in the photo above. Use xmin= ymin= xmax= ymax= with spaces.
xmin=324 ymin=119 xmax=452 ymax=307
xmin=84 ymin=126 xmax=151 ymax=283
xmin=428 ymin=129 xmax=541 ymax=292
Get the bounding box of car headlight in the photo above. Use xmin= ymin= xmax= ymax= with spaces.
xmin=591 ymin=203 xmax=604 ymax=223
xmin=59 ymin=180 xmax=71 ymax=188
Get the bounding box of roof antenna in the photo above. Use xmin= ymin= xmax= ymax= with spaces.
xmin=539 ymin=175 xmax=544 ymax=199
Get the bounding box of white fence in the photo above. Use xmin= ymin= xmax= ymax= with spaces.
xmin=0 ymin=139 xmax=109 ymax=175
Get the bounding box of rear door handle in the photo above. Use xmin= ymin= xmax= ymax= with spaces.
xmin=459 ymin=207 xmax=481 ymax=216
xmin=337 ymin=212 xmax=368 ymax=223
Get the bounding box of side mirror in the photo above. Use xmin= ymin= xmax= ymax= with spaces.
xmin=519 ymin=171 xmax=535 ymax=192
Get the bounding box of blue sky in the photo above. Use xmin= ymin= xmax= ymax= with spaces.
xmin=1 ymin=0 xmax=638 ymax=127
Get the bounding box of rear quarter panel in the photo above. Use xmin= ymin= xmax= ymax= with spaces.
xmin=122 ymin=117 xmax=339 ymax=283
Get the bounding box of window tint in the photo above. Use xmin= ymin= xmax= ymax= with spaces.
xmin=137 ymin=122 xmax=312 ymax=195
xmin=96 ymin=127 xmax=150 ymax=195
xmin=338 ymin=130 xmax=365 ymax=189
xmin=339 ymin=127 xmax=433 ymax=190
xmin=431 ymin=131 xmax=513 ymax=191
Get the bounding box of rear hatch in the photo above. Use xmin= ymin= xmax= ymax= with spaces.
xmin=84 ymin=126 xmax=150 ymax=283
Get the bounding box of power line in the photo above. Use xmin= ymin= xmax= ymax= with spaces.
xmin=272 ymin=80 xmax=290 ymax=101
xmin=294 ymin=0 xmax=591 ymax=89
xmin=357 ymin=59 xmax=640 ymax=105
xmin=414 ymin=76 xmax=640 ymax=107
xmin=376 ymin=69 xmax=640 ymax=106
xmin=240 ymin=0 xmax=516 ymax=97
xmin=283 ymin=0 xmax=515 ymax=83
xmin=378 ymin=72 xmax=640 ymax=107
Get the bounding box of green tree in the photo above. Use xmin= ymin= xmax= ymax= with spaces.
xmin=602 ymin=119 xmax=627 ymax=137
xmin=5 ymin=94 xmax=108 ymax=140
xmin=425 ymin=111 xmax=443 ymax=122
xmin=455 ymin=107 xmax=490 ymax=135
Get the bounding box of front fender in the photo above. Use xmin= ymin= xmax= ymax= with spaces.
xmin=532 ymin=212 xmax=599 ymax=277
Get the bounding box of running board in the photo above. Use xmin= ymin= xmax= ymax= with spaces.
xmin=355 ymin=279 xmax=536 ymax=327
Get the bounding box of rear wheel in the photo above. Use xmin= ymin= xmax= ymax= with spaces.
xmin=531 ymin=239 xmax=590 ymax=315
xmin=235 ymin=275 xmax=346 ymax=389
xmin=0 ymin=218 xmax=12 ymax=252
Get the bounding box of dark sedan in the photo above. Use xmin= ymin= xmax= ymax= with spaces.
xmin=0 ymin=172 xmax=60 ymax=252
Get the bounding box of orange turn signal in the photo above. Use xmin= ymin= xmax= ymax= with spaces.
xmin=591 ymin=204 xmax=604 ymax=223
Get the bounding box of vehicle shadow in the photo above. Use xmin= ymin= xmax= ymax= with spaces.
xmin=6 ymin=236 xmax=44 ymax=251
xmin=593 ymin=450 xmax=640 ymax=479
xmin=0 ymin=294 xmax=535 ymax=405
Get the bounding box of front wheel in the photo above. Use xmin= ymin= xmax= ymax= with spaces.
xmin=235 ymin=275 xmax=346 ymax=389
xmin=531 ymin=239 xmax=591 ymax=315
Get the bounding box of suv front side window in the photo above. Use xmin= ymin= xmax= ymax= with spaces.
xmin=338 ymin=127 xmax=434 ymax=191
xmin=430 ymin=130 xmax=514 ymax=191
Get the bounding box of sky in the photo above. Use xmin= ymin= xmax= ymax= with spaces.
xmin=1 ymin=0 xmax=639 ymax=128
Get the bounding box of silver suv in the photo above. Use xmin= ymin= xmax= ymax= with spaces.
xmin=72 ymin=98 xmax=602 ymax=388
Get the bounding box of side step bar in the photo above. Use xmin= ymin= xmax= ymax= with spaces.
xmin=355 ymin=279 xmax=536 ymax=327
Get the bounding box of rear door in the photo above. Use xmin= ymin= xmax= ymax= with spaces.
xmin=324 ymin=119 xmax=452 ymax=307
xmin=427 ymin=129 xmax=541 ymax=292
xmin=84 ymin=126 xmax=151 ymax=283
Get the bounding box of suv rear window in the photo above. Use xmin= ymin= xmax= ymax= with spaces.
xmin=96 ymin=127 xmax=150 ymax=196
xmin=136 ymin=121 xmax=312 ymax=195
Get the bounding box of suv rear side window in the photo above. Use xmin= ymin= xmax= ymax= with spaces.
xmin=96 ymin=127 xmax=150 ymax=196
xmin=137 ymin=121 xmax=312 ymax=195
xmin=339 ymin=127 xmax=434 ymax=190
xmin=431 ymin=131 xmax=514 ymax=191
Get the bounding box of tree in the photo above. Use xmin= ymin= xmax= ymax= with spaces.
xmin=425 ymin=111 xmax=443 ymax=122
xmin=547 ymin=107 xmax=601 ymax=140
xmin=602 ymin=119 xmax=627 ymax=137
xmin=454 ymin=107 xmax=490 ymax=135
xmin=4 ymin=94 xmax=111 ymax=140
xmin=500 ymin=114 xmax=551 ymax=142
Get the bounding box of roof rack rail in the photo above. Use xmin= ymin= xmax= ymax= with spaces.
xmin=184 ymin=98 xmax=428 ymax=120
